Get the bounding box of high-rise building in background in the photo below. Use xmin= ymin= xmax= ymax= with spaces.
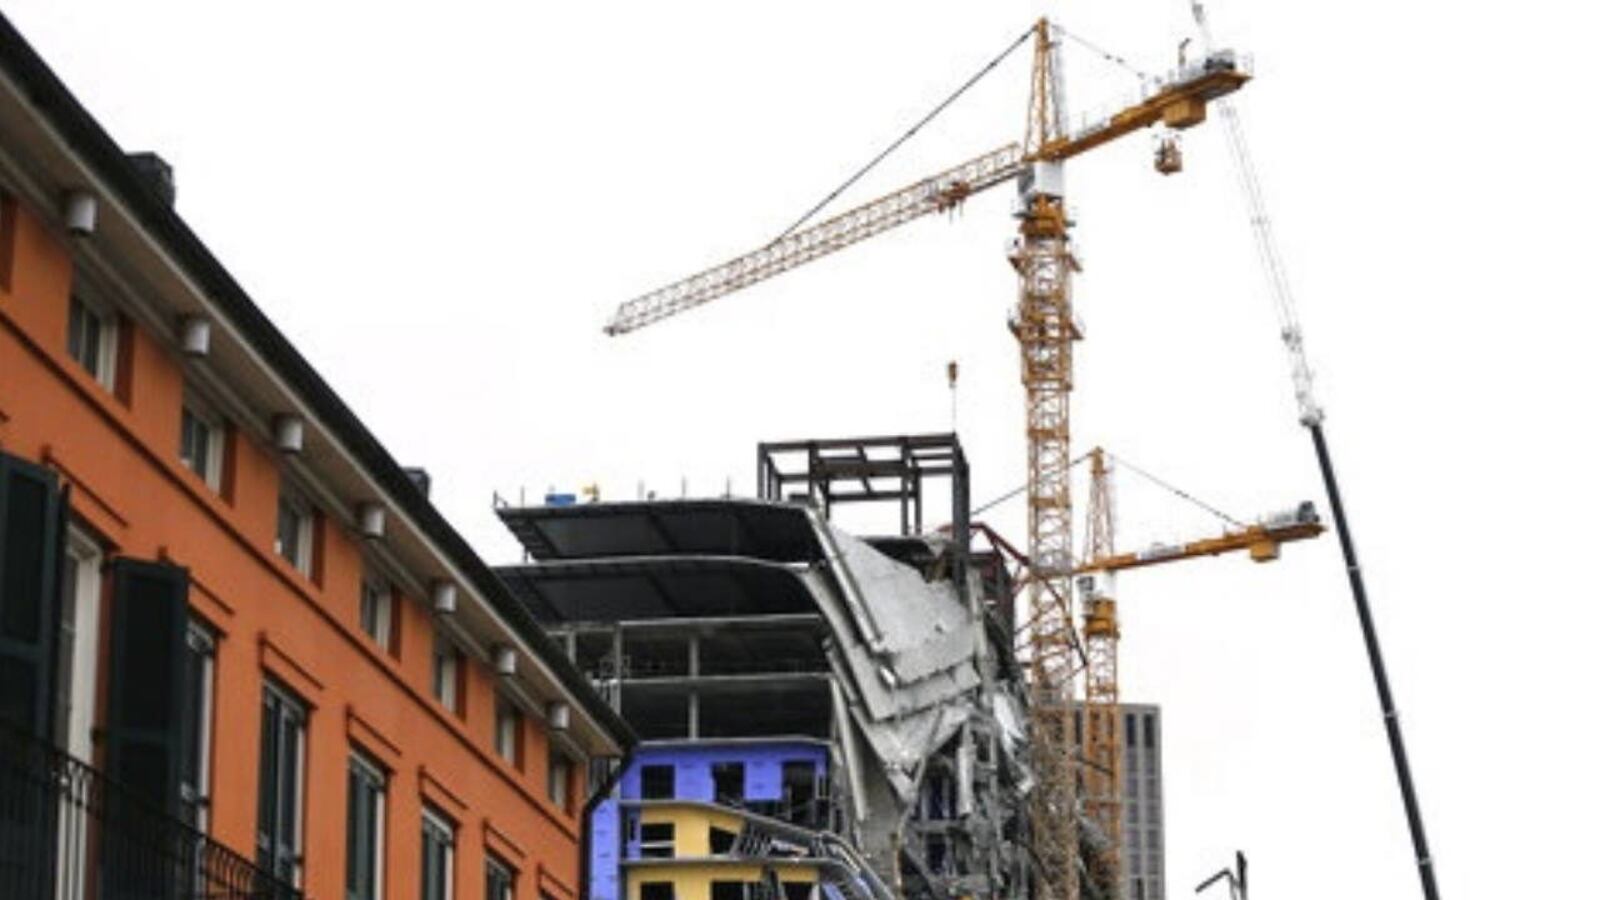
xmin=1122 ymin=704 xmax=1165 ymax=900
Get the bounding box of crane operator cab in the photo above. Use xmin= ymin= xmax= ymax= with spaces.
xmin=1154 ymin=129 xmax=1183 ymax=175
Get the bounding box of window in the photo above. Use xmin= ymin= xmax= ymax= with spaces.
xmin=347 ymin=753 xmax=387 ymax=900
xmin=53 ymin=530 xmax=102 ymax=895
xmin=548 ymin=750 xmax=572 ymax=811
xmin=782 ymin=761 xmax=816 ymax=822
xmin=257 ymin=681 xmax=307 ymax=886
xmin=275 ymin=487 xmax=315 ymax=576
xmin=179 ymin=622 xmax=216 ymax=833
xmin=640 ymin=883 xmax=674 ymax=900
xmin=494 ymin=695 xmax=522 ymax=767
xmin=66 ymin=293 xmax=117 ymax=389
xmin=710 ymin=882 xmax=746 ymax=900
xmin=711 ymin=761 xmax=744 ymax=804
xmin=359 ymin=573 xmax=393 ymax=652
xmin=709 ymin=826 xmax=737 ymax=855
xmin=782 ymin=883 xmax=812 ymax=900
xmin=420 ymin=807 xmax=455 ymax=900
xmin=640 ymin=764 xmax=674 ymax=800
xmin=432 ymin=634 xmax=461 ymax=714
xmin=54 ymin=531 xmax=103 ymax=762
xmin=485 ymin=854 xmax=515 ymax=900
xmin=639 ymin=822 xmax=675 ymax=859
xmin=179 ymin=394 xmax=225 ymax=490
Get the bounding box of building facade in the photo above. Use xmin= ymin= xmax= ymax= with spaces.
xmin=1122 ymin=704 xmax=1164 ymax=900
xmin=594 ymin=742 xmax=835 ymax=900
xmin=0 ymin=12 xmax=631 ymax=900
xmin=495 ymin=435 xmax=1040 ymax=900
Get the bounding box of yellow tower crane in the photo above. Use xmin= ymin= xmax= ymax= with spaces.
xmin=1074 ymin=446 xmax=1323 ymax=894
xmin=604 ymin=20 xmax=1250 ymax=900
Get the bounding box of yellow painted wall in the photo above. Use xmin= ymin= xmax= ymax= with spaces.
xmin=639 ymin=805 xmax=747 ymax=857
xmin=626 ymin=862 xmax=820 ymax=900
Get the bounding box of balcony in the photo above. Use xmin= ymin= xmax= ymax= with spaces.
xmin=0 ymin=719 xmax=300 ymax=900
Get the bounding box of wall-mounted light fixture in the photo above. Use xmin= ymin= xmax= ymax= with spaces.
xmin=180 ymin=316 xmax=211 ymax=358
xmin=432 ymin=580 xmax=458 ymax=615
xmin=493 ymin=645 xmax=517 ymax=677
xmin=273 ymin=415 xmax=304 ymax=454
xmin=356 ymin=502 xmax=386 ymax=541
xmin=547 ymin=701 xmax=571 ymax=732
xmin=61 ymin=189 xmax=96 ymax=237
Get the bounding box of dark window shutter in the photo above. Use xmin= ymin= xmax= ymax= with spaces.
xmin=0 ymin=456 xmax=65 ymax=900
xmin=104 ymin=558 xmax=189 ymax=815
xmin=0 ymin=451 xmax=66 ymax=739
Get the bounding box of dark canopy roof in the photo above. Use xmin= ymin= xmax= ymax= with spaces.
xmin=497 ymin=500 xmax=822 ymax=563
xmin=495 ymin=556 xmax=819 ymax=624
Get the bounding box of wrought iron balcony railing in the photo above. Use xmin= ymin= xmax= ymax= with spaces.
xmin=0 ymin=718 xmax=301 ymax=900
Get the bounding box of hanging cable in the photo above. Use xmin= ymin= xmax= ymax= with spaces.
xmin=969 ymin=450 xmax=1097 ymax=519
xmin=971 ymin=483 xmax=1028 ymax=519
xmin=1049 ymin=23 xmax=1152 ymax=82
xmin=774 ymin=25 xmax=1034 ymax=241
xmin=1104 ymin=451 xmax=1245 ymax=529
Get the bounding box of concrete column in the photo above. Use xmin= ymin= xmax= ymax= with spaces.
xmin=610 ymin=625 xmax=625 ymax=711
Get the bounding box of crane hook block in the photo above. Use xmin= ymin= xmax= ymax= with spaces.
xmin=1155 ymin=135 xmax=1183 ymax=175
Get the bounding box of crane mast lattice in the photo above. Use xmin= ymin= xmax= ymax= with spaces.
xmin=1079 ymin=448 xmax=1122 ymax=894
xmin=1011 ymin=27 xmax=1084 ymax=900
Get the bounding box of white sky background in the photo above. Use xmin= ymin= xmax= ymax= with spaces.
xmin=7 ymin=0 xmax=1596 ymax=896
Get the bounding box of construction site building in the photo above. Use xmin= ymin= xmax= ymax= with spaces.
xmin=494 ymin=435 xmax=1054 ymax=900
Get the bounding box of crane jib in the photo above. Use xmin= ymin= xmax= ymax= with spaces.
xmin=604 ymin=56 xmax=1250 ymax=336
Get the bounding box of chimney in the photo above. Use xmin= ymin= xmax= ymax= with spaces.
xmin=404 ymin=467 xmax=431 ymax=498
xmin=127 ymin=152 xmax=176 ymax=206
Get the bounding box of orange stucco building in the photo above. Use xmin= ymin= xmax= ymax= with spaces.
xmin=0 ymin=12 xmax=632 ymax=900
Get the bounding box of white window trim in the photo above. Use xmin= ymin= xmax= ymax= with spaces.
xmin=276 ymin=486 xmax=315 ymax=576
xmin=485 ymin=854 xmax=515 ymax=900
xmin=360 ymin=572 xmax=394 ymax=652
xmin=422 ymin=806 xmax=456 ymax=900
xmin=291 ymin=719 xmax=306 ymax=886
xmin=67 ymin=292 xmax=119 ymax=391
xmin=263 ymin=681 xmax=308 ymax=887
xmin=548 ymin=751 xmax=571 ymax=811
xmin=184 ymin=622 xmax=216 ymax=835
xmin=180 ymin=391 xmax=226 ymax=491
xmin=433 ymin=636 xmax=459 ymax=713
xmin=350 ymin=752 xmax=387 ymax=900
xmin=60 ymin=529 xmax=102 ymax=762
xmin=494 ymin=697 xmax=519 ymax=765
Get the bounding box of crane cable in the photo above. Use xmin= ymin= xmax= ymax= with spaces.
xmin=777 ymin=21 xmax=1156 ymax=243
xmin=1103 ymin=451 xmax=1245 ymax=530
xmin=1049 ymin=23 xmax=1152 ymax=82
xmin=969 ymin=450 xmax=1097 ymax=519
xmin=969 ymin=450 xmax=1243 ymax=529
xmin=774 ymin=26 xmax=1035 ymax=242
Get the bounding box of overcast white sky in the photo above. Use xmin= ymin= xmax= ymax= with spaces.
xmin=8 ymin=1 xmax=1596 ymax=897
